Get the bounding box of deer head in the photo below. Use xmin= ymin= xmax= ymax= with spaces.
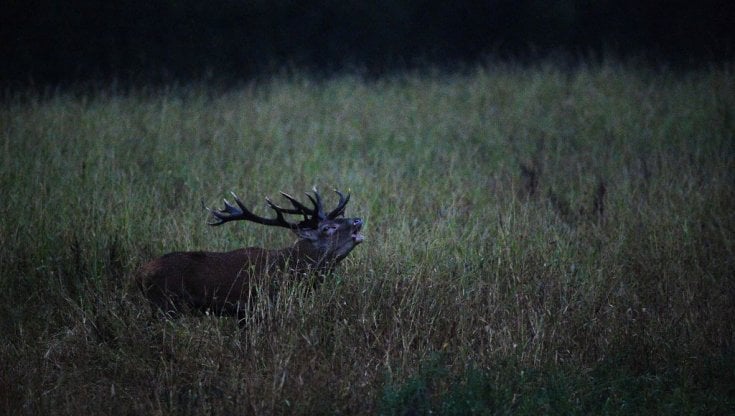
xmin=206 ymin=187 xmax=364 ymax=267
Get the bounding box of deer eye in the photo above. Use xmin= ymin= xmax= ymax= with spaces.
xmin=321 ymin=225 xmax=337 ymax=235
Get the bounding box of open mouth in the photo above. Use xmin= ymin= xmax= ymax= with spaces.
xmin=352 ymin=222 xmax=364 ymax=243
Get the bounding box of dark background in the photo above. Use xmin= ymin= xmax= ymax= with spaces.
xmin=2 ymin=0 xmax=733 ymax=87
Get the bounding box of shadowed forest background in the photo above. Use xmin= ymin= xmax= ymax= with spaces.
xmin=2 ymin=0 xmax=734 ymax=87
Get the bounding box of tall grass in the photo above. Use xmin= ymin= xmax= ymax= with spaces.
xmin=2 ymin=61 xmax=734 ymax=414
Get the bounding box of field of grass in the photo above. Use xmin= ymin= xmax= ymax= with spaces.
xmin=1 ymin=61 xmax=734 ymax=414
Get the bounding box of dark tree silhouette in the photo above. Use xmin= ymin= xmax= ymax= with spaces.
xmin=1 ymin=0 xmax=732 ymax=86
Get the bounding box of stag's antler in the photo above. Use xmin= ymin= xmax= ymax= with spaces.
xmin=206 ymin=192 xmax=302 ymax=229
xmin=206 ymin=187 xmax=351 ymax=229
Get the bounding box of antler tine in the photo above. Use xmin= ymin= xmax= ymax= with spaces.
xmin=279 ymin=192 xmax=315 ymax=216
xmin=326 ymin=188 xmax=351 ymax=219
xmin=265 ymin=196 xmax=302 ymax=215
xmin=305 ymin=186 xmax=326 ymax=220
xmin=266 ymin=196 xmax=309 ymax=223
xmin=204 ymin=193 xmax=242 ymax=226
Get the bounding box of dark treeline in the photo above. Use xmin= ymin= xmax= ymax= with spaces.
xmin=2 ymin=0 xmax=733 ymax=87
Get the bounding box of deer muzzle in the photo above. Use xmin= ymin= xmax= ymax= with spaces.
xmin=352 ymin=218 xmax=364 ymax=243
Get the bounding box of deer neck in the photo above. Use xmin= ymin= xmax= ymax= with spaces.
xmin=271 ymin=239 xmax=337 ymax=275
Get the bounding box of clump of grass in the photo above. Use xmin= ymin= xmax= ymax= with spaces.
xmin=1 ymin=60 xmax=734 ymax=414
xmin=380 ymin=353 xmax=735 ymax=414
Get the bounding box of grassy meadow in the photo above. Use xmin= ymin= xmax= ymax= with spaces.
xmin=1 ymin=62 xmax=734 ymax=414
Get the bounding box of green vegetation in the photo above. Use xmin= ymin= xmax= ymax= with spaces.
xmin=1 ymin=62 xmax=733 ymax=414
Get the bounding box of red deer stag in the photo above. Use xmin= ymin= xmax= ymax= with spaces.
xmin=136 ymin=187 xmax=363 ymax=318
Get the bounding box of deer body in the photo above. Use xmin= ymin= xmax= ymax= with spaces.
xmin=136 ymin=188 xmax=363 ymax=317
